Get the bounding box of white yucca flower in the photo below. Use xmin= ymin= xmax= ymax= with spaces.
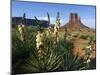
xmin=86 ymin=59 xmax=91 ymax=63
xmin=17 ymin=24 xmax=25 ymax=41
xmin=54 ymin=15 xmax=60 ymax=35
xmin=53 ymin=16 xmax=61 ymax=44
xmin=36 ymin=42 xmax=43 ymax=50
xmin=53 ymin=26 xmax=57 ymax=35
xmin=36 ymin=30 xmax=45 ymax=58
xmin=36 ymin=32 xmax=44 ymax=49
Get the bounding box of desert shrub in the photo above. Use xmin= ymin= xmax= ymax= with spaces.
xmin=80 ymin=35 xmax=88 ymax=40
xmin=80 ymin=34 xmax=95 ymax=42
xmin=73 ymin=33 xmax=79 ymax=38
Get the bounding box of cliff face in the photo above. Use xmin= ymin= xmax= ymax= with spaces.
xmin=62 ymin=13 xmax=89 ymax=30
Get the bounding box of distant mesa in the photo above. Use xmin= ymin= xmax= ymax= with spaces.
xmin=12 ymin=17 xmax=49 ymax=28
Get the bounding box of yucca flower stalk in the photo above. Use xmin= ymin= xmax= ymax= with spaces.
xmin=36 ymin=30 xmax=46 ymax=59
xmin=84 ymin=41 xmax=94 ymax=60
xmin=53 ymin=12 xmax=61 ymax=44
xmin=47 ymin=12 xmax=51 ymax=25
xmin=34 ymin=16 xmax=46 ymax=59
xmin=54 ymin=12 xmax=61 ymax=32
xmin=17 ymin=23 xmax=25 ymax=41
xmin=17 ymin=13 xmax=27 ymax=41
xmin=45 ymin=12 xmax=53 ymax=37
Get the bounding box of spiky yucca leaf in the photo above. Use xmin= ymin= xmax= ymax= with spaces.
xmin=21 ymin=47 xmax=64 ymax=73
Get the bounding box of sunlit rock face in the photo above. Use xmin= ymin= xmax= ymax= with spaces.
xmin=62 ymin=13 xmax=89 ymax=30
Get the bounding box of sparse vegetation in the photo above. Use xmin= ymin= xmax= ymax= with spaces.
xmin=12 ymin=13 xmax=96 ymax=74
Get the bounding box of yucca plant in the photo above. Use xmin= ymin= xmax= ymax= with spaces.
xmin=12 ymin=27 xmax=37 ymax=74
xmin=20 ymin=47 xmax=64 ymax=73
xmin=12 ymin=27 xmax=91 ymax=74
xmin=14 ymin=35 xmax=91 ymax=74
xmin=16 ymin=33 xmax=64 ymax=73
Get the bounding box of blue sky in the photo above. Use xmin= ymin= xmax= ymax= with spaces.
xmin=12 ymin=1 xmax=96 ymax=28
